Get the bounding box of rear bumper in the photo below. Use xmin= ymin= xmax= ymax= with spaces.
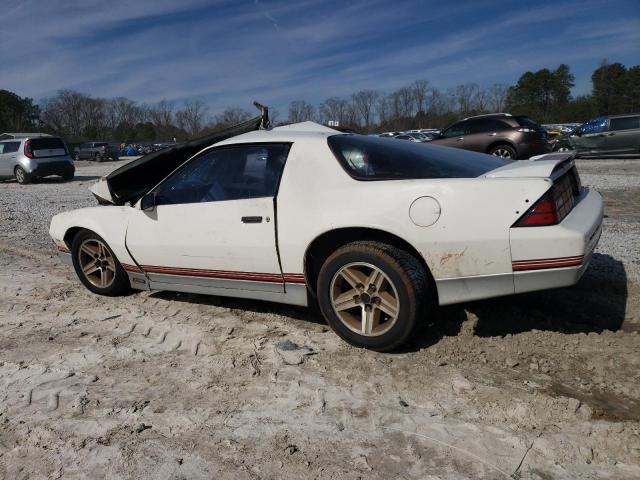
xmin=30 ymin=160 xmax=75 ymax=177
xmin=510 ymin=187 xmax=603 ymax=294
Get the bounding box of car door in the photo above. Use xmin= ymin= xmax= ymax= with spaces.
xmin=125 ymin=143 xmax=290 ymax=293
xmin=430 ymin=121 xmax=470 ymax=149
xmin=604 ymin=116 xmax=640 ymax=154
xmin=77 ymin=143 xmax=87 ymax=159
xmin=0 ymin=142 xmax=7 ymax=176
xmin=572 ymin=117 xmax=608 ymax=153
xmin=0 ymin=142 xmax=20 ymax=176
xmin=462 ymin=119 xmax=511 ymax=153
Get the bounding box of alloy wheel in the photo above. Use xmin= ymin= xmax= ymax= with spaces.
xmin=492 ymin=148 xmax=513 ymax=158
xmin=77 ymin=239 xmax=116 ymax=288
xmin=15 ymin=168 xmax=25 ymax=183
xmin=330 ymin=262 xmax=400 ymax=337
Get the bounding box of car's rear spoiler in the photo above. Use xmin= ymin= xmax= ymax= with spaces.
xmin=94 ymin=102 xmax=270 ymax=206
xmin=485 ymin=152 xmax=576 ymax=182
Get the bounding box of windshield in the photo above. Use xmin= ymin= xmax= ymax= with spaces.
xmin=328 ymin=134 xmax=509 ymax=180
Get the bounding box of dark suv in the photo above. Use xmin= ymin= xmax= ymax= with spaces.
xmin=553 ymin=113 xmax=640 ymax=156
xmin=430 ymin=113 xmax=551 ymax=159
xmin=74 ymin=142 xmax=120 ymax=162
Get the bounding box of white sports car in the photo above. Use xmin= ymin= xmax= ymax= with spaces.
xmin=49 ymin=111 xmax=603 ymax=351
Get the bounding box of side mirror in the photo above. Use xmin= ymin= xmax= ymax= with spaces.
xmin=140 ymin=192 xmax=156 ymax=211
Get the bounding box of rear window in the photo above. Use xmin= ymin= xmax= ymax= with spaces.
xmin=610 ymin=116 xmax=640 ymax=131
xmin=328 ymin=134 xmax=509 ymax=180
xmin=30 ymin=137 xmax=67 ymax=152
xmin=514 ymin=116 xmax=545 ymax=131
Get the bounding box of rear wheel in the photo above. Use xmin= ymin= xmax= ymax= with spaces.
xmin=62 ymin=172 xmax=74 ymax=181
xmin=74 ymin=153 xmax=80 ymax=161
xmin=489 ymin=144 xmax=516 ymax=159
xmin=317 ymin=241 xmax=428 ymax=351
xmin=94 ymin=153 xmax=103 ymax=162
xmin=71 ymin=230 xmax=130 ymax=296
xmin=14 ymin=166 xmax=30 ymax=184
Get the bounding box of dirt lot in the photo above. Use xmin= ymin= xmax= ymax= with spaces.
xmin=0 ymin=159 xmax=639 ymax=479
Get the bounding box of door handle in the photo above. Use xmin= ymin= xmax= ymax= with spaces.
xmin=487 ymin=132 xmax=497 ymax=136
xmin=241 ymin=216 xmax=263 ymax=223
xmin=456 ymin=137 xmax=464 ymax=141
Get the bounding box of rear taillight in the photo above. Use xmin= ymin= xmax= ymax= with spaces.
xmin=514 ymin=191 xmax=559 ymax=227
xmin=23 ymin=140 xmax=34 ymax=158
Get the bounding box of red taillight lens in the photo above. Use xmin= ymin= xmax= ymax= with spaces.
xmin=514 ymin=191 xmax=559 ymax=227
xmin=23 ymin=140 xmax=34 ymax=158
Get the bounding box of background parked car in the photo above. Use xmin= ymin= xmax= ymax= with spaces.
xmin=394 ymin=134 xmax=423 ymax=142
xmin=0 ymin=136 xmax=74 ymax=184
xmin=553 ymin=113 xmax=640 ymax=156
xmin=429 ymin=113 xmax=551 ymax=159
xmin=74 ymin=142 xmax=120 ymax=161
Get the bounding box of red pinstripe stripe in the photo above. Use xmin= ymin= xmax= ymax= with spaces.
xmin=140 ymin=265 xmax=305 ymax=284
xmin=512 ymin=255 xmax=584 ymax=271
xmin=122 ymin=263 xmax=143 ymax=273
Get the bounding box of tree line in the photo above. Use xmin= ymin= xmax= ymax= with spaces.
xmin=1 ymin=61 xmax=638 ymax=142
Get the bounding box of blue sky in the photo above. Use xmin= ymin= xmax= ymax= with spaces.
xmin=1 ymin=0 xmax=639 ymax=116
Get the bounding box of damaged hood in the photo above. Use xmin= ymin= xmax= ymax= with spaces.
xmin=96 ymin=112 xmax=266 ymax=205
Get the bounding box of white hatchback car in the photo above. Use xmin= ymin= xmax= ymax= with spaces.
xmin=50 ymin=119 xmax=603 ymax=351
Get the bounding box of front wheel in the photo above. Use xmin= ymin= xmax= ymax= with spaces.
xmin=71 ymin=230 xmax=130 ymax=296
xmin=317 ymin=241 xmax=428 ymax=351
xmin=489 ymin=144 xmax=516 ymax=159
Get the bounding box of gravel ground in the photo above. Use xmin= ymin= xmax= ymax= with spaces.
xmin=0 ymin=158 xmax=639 ymax=479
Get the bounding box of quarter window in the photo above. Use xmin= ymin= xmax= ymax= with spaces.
xmin=154 ymin=143 xmax=290 ymax=206
xmin=609 ymin=116 xmax=640 ymax=131
xmin=3 ymin=142 xmax=20 ymax=153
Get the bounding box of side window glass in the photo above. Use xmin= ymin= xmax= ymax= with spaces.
xmin=154 ymin=144 xmax=290 ymax=206
xmin=442 ymin=122 xmax=469 ymax=138
xmin=6 ymin=142 xmax=20 ymax=153
xmin=580 ymin=117 xmax=608 ymax=134
xmin=468 ymin=119 xmax=507 ymax=134
xmin=610 ymin=117 xmax=640 ymax=131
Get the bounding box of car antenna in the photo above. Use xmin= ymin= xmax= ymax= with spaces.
xmin=254 ymin=101 xmax=271 ymax=130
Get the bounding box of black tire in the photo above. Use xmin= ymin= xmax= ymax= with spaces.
xmin=317 ymin=241 xmax=428 ymax=351
xmin=489 ymin=144 xmax=517 ymax=159
xmin=62 ymin=172 xmax=74 ymax=181
xmin=71 ymin=230 xmax=130 ymax=296
xmin=94 ymin=153 xmax=103 ymax=162
xmin=74 ymin=153 xmax=80 ymax=161
xmin=14 ymin=166 xmax=31 ymax=184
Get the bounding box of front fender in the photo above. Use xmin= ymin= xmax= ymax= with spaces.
xmin=49 ymin=206 xmax=137 ymax=266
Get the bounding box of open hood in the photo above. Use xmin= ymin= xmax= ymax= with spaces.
xmin=97 ymin=103 xmax=270 ymax=205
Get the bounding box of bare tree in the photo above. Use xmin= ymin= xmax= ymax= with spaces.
xmin=175 ymin=100 xmax=209 ymax=138
xmin=451 ymin=83 xmax=483 ymax=114
xmin=487 ymin=84 xmax=509 ymax=112
xmin=147 ymin=99 xmax=175 ymax=128
xmin=412 ymin=80 xmax=430 ymax=113
xmin=319 ymin=97 xmax=350 ymax=125
xmin=287 ymin=100 xmax=315 ymax=123
xmin=351 ymin=90 xmax=379 ymax=129
xmin=213 ymin=106 xmax=251 ymax=129
xmin=375 ymin=95 xmax=391 ymax=125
